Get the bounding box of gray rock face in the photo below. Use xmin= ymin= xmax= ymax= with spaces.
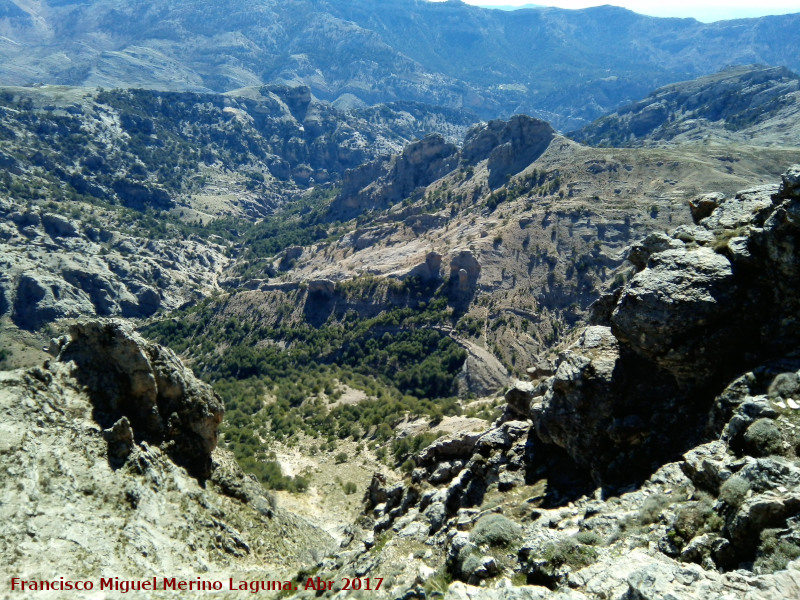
xmin=530 ymin=166 xmax=800 ymax=484
xmin=688 ymin=192 xmax=724 ymax=224
xmin=406 ymin=251 xmax=443 ymax=281
xmin=681 ymin=441 xmax=733 ymax=494
xmin=778 ymin=165 xmax=800 ymax=199
xmin=504 ymin=380 xmax=536 ymax=419
xmin=331 ymin=115 xmax=554 ymax=219
xmin=462 ymin=116 xmax=554 ymax=187
xmin=1 ymin=199 xmax=226 ymax=331
xmin=57 ymin=320 xmax=224 ymax=478
xmin=308 ymin=278 xmax=336 ymax=297
xmin=332 ymin=134 xmax=459 ymax=218
xmin=534 ymin=326 xmax=626 ymax=482
xmin=449 ymin=250 xmax=481 ymax=291
xmin=41 ymin=213 xmax=79 ymax=237
xmin=611 ymin=247 xmax=743 ymax=383
xmin=626 ymin=231 xmax=684 ymax=271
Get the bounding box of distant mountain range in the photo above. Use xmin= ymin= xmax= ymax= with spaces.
xmin=0 ymin=0 xmax=799 ymax=129
xmin=476 ymin=4 xmax=543 ymax=10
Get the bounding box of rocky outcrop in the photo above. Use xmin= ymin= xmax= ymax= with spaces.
xmin=573 ymin=65 xmax=800 ymax=147
xmin=330 ymin=115 xmax=555 ymax=219
xmin=531 ymin=165 xmax=800 ymax=484
xmin=462 ymin=116 xmax=555 ymax=188
xmin=449 ymin=249 xmax=481 ymax=293
xmin=2 ymin=201 xmax=223 ymax=331
xmin=330 ymin=167 xmax=800 ymax=600
xmin=405 ymin=251 xmax=443 ymax=281
xmin=41 ymin=213 xmax=79 ymax=237
xmin=610 ymin=246 xmax=747 ymax=384
xmin=331 ymin=134 xmax=459 ymax=218
xmin=0 ymin=324 xmax=332 ymax=591
xmin=13 ymin=271 xmax=96 ymax=330
xmin=56 ymin=320 xmax=224 ymax=478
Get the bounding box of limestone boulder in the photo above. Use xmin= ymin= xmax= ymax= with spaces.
xmin=41 ymin=213 xmax=79 ymax=237
xmin=626 ymin=231 xmax=684 ymax=271
xmin=688 ymin=192 xmax=724 ymax=224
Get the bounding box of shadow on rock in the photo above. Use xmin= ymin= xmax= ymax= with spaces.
xmin=55 ymin=320 xmax=223 ymax=479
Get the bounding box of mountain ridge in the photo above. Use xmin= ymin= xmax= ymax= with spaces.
xmin=572 ymin=64 xmax=800 ymax=147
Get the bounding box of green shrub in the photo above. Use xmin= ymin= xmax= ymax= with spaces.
xmin=401 ymin=458 xmax=416 ymax=474
xmin=719 ymin=476 xmax=750 ymax=508
xmin=470 ymin=514 xmax=522 ymax=548
xmin=334 ymin=452 xmax=348 ymax=464
xmin=755 ymin=528 xmax=800 ymax=573
xmin=743 ymin=418 xmax=783 ymax=456
xmin=342 ymin=481 xmax=357 ymax=495
xmin=669 ymin=496 xmax=719 ymax=547
xmin=422 ymin=569 xmax=453 ymax=595
xmin=638 ymin=494 xmax=672 ymax=525
xmin=574 ymin=530 xmax=602 ymax=546
xmin=540 ymin=538 xmax=598 ymax=570
xmin=237 ymin=457 xmax=309 ymax=493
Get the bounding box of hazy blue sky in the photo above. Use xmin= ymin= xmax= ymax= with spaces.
xmin=444 ymin=0 xmax=800 ymax=22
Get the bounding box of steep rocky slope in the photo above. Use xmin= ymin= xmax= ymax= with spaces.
xmin=571 ymin=65 xmax=800 ymax=147
xmin=0 ymin=321 xmax=332 ymax=596
xmin=1 ymin=0 xmax=800 ymax=128
xmin=304 ymin=166 xmax=800 ymax=599
xmin=0 ymin=85 xmax=475 ymax=219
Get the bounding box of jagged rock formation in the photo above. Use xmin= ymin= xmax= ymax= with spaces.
xmin=331 ymin=134 xmax=460 ymax=219
xmin=0 ymin=320 xmax=333 ymax=594
xmin=330 ymin=115 xmax=554 ymax=219
xmin=449 ymin=250 xmax=481 ymax=294
xmin=54 ymin=321 xmax=224 ymax=478
xmin=462 ymin=116 xmax=555 ymax=188
xmin=536 ymin=167 xmax=800 ymax=484
xmin=312 ymin=166 xmax=800 ymax=599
